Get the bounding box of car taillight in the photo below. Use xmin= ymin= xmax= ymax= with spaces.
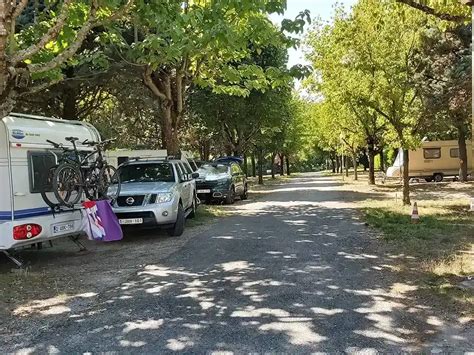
xmin=13 ymin=224 xmax=42 ymax=240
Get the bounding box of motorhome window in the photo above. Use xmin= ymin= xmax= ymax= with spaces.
xmin=28 ymin=152 xmax=57 ymax=193
xmin=450 ymin=148 xmax=459 ymax=158
xmin=423 ymin=148 xmax=441 ymax=159
xmin=118 ymin=156 xmax=129 ymax=165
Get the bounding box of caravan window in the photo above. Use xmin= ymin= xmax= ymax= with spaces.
xmin=423 ymin=148 xmax=441 ymax=159
xmin=450 ymin=148 xmax=459 ymax=158
xmin=28 ymin=151 xmax=57 ymax=193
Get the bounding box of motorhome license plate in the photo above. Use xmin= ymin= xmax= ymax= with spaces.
xmin=119 ymin=218 xmax=143 ymax=225
xmin=197 ymin=189 xmax=211 ymax=193
xmin=52 ymin=222 xmax=74 ymax=235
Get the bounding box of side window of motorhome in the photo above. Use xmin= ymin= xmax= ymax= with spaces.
xmin=28 ymin=152 xmax=57 ymax=193
xmin=423 ymin=148 xmax=441 ymax=159
xmin=450 ymin=148 xmax=459 ymax=158
xmin=118 ymin=156 xmax=129 ymax=165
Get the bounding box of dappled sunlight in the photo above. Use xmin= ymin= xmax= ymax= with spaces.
xmin=13 ymin=292 xmax=97 ymax=317
xmin=4 ymin=173 xmax=466 ymax=353
xmin=259 ymin=319 xmax=327 ymax=345
xmin=123 ymin=319 xmax=163 ymax=334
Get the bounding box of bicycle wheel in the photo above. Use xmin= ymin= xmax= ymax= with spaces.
xmin=84 ymin=167 xmax=100 ymax=201
xmin=98 ymin=165 xmax=121 ymax=200
xmin=41 ymin=165 xmax=66 ymax=209
xmin=52 ymin=163 xmax=83 ymax=207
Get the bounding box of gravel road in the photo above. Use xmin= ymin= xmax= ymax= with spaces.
xmin=3 ymin=173 xmax=472 ymax=353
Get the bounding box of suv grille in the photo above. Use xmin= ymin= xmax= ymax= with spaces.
xmin=196 ymin=181 xmax=218 ymax=190
xmin=117 ymin=195 xmax=145 ymax=207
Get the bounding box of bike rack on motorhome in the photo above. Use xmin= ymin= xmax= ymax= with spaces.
xmin=0 ymin=113 xmax=101 ymax=266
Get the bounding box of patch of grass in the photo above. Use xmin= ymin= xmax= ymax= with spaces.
xmin=362 ymin=199 xmax=473 ymax=276
xmin=186 ymin=204 xmax=230 ymax=227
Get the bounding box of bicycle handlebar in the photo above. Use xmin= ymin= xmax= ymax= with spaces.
xmin=46 ymin=139 xmax=61 ymax=148
xmin=81 ymin=138 xmax=115 ymax=147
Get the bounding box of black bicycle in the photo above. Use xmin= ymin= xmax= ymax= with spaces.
xmin=43 ymin=137 xmax=121 ymax=208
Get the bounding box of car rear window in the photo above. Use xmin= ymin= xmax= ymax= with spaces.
xmin=119 ymin=163 xmax=175 ymax=183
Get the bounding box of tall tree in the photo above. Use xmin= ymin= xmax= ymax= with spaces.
xmin=116 ymin=1 xmax=308 ymax=154
xmin=0 ymin=0 xmax=132 ymax=117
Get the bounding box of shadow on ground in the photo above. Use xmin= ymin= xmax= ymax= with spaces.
xmin=1 ymin=174 xmax=472 ymax=353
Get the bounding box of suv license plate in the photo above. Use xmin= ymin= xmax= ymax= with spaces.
xmin=119 ymin=218 xmax=143 ymax=225
xmin=197 ymin=189 xmax=211 ymax=193
xmin=52 ymin=222 xmax=74 ymax=235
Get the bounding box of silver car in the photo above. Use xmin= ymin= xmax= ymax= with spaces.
xmin=113 ymin=159 xmax=199 ymax=236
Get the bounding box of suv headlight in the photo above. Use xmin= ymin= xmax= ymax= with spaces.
xmin=156 ymin=193 xmax=173 ymax=203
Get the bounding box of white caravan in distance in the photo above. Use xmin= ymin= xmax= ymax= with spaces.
xmin=386 ymin=140 xmax=473 ymax=182
xmin=0 ymin=113 xmax=101 ymax=254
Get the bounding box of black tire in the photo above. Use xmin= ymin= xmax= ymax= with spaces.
xmin=225 ymin=186 xmax=235 ymax=205
xmin=84 ymin=167 xmax=100 ymax=201
xmin=169 ymin=203 xmax=185 ymax=237
xmin=52 ymin=163 xmax=83 ymax=207
xmin=240 ymin=184 xmax=248 ymax=200
xmin=425 ymin=177 xmax=433 ymax=183
xmin=433 ymin=173 xmax=443 ymax=183
xmin=41 ymin=166 xmax=62 ymax=209
xmin=188 ymin=196 xmax=197 ymax=219
xmin=99 ymin=165 xmax=121 ymax=200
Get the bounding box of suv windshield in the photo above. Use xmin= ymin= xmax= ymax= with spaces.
xmin=120 ymin=163 xmax=175 ymax=183
xmin=198 ymin=164 xmax=229 ymax=176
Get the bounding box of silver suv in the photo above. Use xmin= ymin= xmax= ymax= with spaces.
xmin=113 ymin=159 xmax=199 ymax=236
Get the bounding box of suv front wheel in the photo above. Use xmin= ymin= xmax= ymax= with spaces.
xmin=188 ymin=195 xmax=197 ymax=219
xmin=225 ymin=186 xmax=235 ymax=205
xmin=169 ymin=203 xmax=185 ymax=237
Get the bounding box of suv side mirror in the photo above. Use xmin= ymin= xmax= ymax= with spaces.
xmin=191 ymin=172 xmax=199 ymax=179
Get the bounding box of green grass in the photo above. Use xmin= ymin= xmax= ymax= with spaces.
xmin=362 ymin=199 xmax=473 ymax=274
xmin=362 ymin=199 xmax=474 ymax=313
xmin=186 ymin=204 xmax=230 ymax=227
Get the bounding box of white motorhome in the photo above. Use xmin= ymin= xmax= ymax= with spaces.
xmin=107 ymin=149 xmax=198 ymax=171
xmin=0 ymin=113 xmax=100 ymax=254
xmin=386 ymin=140 xmax=473 ymax=182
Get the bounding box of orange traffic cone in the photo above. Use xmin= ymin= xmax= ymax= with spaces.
xmin=411 ymin=202 xmax=420 ymax=224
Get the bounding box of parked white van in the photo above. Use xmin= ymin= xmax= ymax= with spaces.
xmin=0 ymin=113 xmax=100 ymax=254
xmin=386 ymin=140 xmax=473 ymax=182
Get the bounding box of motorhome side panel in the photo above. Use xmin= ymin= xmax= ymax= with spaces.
xmin=409 ymin=141 xmax=472 ymax=177
xmin=0 ymin=120 xmax=12 ymax=224
xmin=0 ymin=115 xmax=100 ymax=250
xmin=106 ymin=149 xmax=168 ymax=168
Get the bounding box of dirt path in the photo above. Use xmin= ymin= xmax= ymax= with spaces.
xmin=1 ymin=173 xmax=472 ymax=353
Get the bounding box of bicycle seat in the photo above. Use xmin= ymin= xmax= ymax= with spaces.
xmin=65 ymin=137 xmax=79 ymax=142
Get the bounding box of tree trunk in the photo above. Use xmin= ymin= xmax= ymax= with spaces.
xmin=251 ymin=153 xmax=256 ymax=177
xmin=368 ymin=147 xmax=375 ymax=185
xmin=330 ymin=155 xmax=336 ymax=173
xmin=62 ymin=66 xmax=77 ymax=120
xmin=243 ymin=153 xmax=248 ymax=177
xmin=352 ymin=153 xmax=358 ymax=181
xmin=161 ymin=104 xmax=180 ymax=156
xmin=335 ymin=155 xmax=340 ymax=174
xmin=286 ymin=155 xmax=290 ymax=176
xmin=62 ymin=88 xmax=77 ymax=120
xmin=344 ymin=155 xmax=349 ymax=177
xmin=279 ymin=153 xmax=284 ymax=175
xmin=379 ymin=150 xmax=385 ymax=172
xmin=271 ymin=152 xmax=276 ymax=179
xmin=456 ymin=125 xmax=468 ymax=182
xmin=258 ymin=148 xmax=264 ymax=185
xmin=402 ymin=149 xmax=410 ymax=205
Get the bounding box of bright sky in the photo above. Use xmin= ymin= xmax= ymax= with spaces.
xmin=270 ymin=0 xmax=358 ymax=68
